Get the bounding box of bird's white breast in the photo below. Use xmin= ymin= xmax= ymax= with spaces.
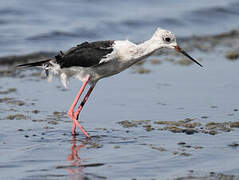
xmin=113 ymin=40 xmax=138 ymax=61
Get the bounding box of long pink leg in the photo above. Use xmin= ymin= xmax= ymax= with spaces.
xmin=72 ymin=85 xmax=95 ymax=138
xmin=74 ymin=85 xmax=95 ymax=120
xmin=68 ymin=76 xmax=90 ymax=135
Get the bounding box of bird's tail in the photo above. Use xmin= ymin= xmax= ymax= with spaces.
xmin=17 ymin=59 xmax=51 ymax=67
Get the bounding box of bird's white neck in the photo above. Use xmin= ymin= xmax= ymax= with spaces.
xmin=135 ymin=37 xmax=162 ymax=60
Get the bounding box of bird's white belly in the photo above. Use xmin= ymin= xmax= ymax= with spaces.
xmin=93 ymin=60 xmax=134 ymax=81
xmin=62 ymin=59 xmax=133 ymax=84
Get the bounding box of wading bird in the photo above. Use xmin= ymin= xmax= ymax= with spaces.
xmin=18 ymin=27 xmax=202 ymax=138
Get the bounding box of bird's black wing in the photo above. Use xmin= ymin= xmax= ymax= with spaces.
xmin=56 ymin=40 xmax=115 ymax=68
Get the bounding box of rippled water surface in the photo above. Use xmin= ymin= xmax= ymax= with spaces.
xmin=1 ymin=49 xmax=239 ymax=179
xmin=1 ymin=1 xmax=239 ymax=180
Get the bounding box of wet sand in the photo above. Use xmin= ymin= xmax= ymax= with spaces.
xmin=1 ymin=30 xmax=239 ymax=179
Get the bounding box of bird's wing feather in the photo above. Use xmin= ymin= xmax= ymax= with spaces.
xmin=56 ymin=40 xmax=115 ymax=68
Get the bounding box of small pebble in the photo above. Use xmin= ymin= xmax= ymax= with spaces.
xmin=151 ymin=146 xmax=167 ymax=152
xmin=225 ymin=51 xmax=239 ymax=60
xmin=209 ymin=130 xmax=217 ymax=135
xmin=194 ymin=146 xmax=203 ymax=149
xmin=178 ymin=142 xmax=186 ymax=145
xmin=32 ymin=110 xmax=40 ymax=114
xmin=180 ymin=152 xmax=191 ymax=156
xmin=183 ymin=129 xmax=198 ymax=135
xmin=114 ymin=145 xmax=120 ymax=149
xmin=230 ymin=122 xmax=239 ymax=128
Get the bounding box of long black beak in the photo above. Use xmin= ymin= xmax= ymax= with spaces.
xmin=174 ymin=45 xmax=203 ymax=67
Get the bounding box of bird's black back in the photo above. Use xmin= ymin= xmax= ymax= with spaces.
xmin=55 ymin=40 xmax=115 ymax=68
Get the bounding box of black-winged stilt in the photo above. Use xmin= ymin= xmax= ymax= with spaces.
xmin=18 ymin=27 xmax=202 ymax=138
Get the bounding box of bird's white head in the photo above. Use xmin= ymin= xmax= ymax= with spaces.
xmin=152 ymin=27 xmax=177 ymax=48
xmin=152 ymin=27 xmax=203 ymax=67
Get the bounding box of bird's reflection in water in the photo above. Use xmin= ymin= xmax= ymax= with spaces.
xmin=66 ymin=136 xmax=88 ymax=180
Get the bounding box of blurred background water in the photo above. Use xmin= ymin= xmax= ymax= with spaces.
xmin=0 ymin=0 xmax=239 ymax=56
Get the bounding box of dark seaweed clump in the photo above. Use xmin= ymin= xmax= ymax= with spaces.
xmin=118 ymin=118 xmax=239 ymax=135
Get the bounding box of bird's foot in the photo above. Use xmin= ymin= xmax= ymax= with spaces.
xmin=72 ymin=131 xmax=79 ymax=136
xmin=68 ymin=110 xmax=90 ymax=138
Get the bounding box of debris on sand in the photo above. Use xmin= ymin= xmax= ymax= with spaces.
xmin=205 ymin=122 xmax=231 ymax=132
xmin=0 ymin=97 xmax=25 ymax=106
xmin=6 ymin=114 xmax=27 ymax=120
xmin=230 ymin=121 xmax=239 ymax=128
xmin=118 ymin=118 xmax=239 ymax=135
xmin=175 ymin=171 xmax=239 ymax=180
xmin=135 ymin=67 xmax=151 ymax=74
xmin=150 ymin=58 xmax=162 ymax=65
xmin=175 ymin=58 xmax=193 ymax=66
xmin=114 ymin=145 xmax=120 ymax=149
xmin=32 ymin=110 xmax=40 ymax=114
xmin=87 ymin=142 xmax=102 ymax=149
xmin=118 ymin=120 xmax=150 ymax=128
xmin=0 ymin=88 xmax=17 ymax=94
xmin=225 ymin=51 xmax=239 ymax=60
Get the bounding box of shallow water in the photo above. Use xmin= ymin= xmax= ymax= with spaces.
xmin=1 ymin=1 xmax=239 ymax=179
xmin=1 ymin=46 xmax=239 ymax=179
